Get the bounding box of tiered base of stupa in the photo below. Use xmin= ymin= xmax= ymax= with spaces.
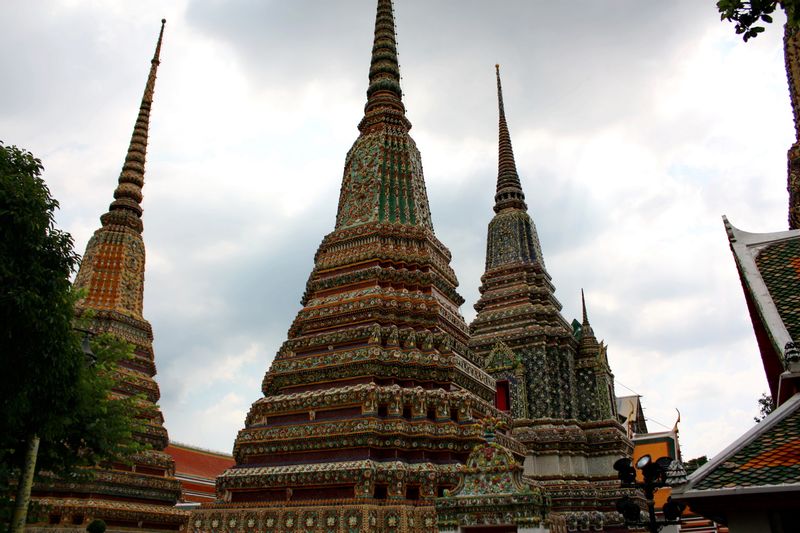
xmin=28 ymin=308 xmax=187 ymax=532
xmin=516 ymin=418 xmax=636 ymax=531
xmin=191 ymin=500 xmax=438 ymax=533
xmin=28 ymin=499 xmax=187 ymax=533
xmin=30 ymin=449 xmax=187 ymax=532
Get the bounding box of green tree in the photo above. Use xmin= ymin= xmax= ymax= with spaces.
xmin=717 ymin=0 xmax=800 ymax=40
xmin=683 ymin=455 xmax=709 ymax=474
xmin=754 ymin=392 xmax=775 ymax=422
xmin=0 ymin=142 xmax=142 ymax=532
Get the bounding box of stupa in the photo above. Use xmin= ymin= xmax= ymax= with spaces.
xmin=191 ymin=1 xmax=553 ymax=532
xmin=31 ymin=20 xmax=188 ymax=532
xmin=468 ymin=66 xmax=634 ymax=531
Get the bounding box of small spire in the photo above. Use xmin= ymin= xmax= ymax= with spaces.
xmin=494 ymin=64 xmax=526 ymax=213
xmin=359 ymin=0 xmax=410 ymax=132
xmin=581 ymin=288 xmax=589 ymax=325
xmin=580 ymin=289 xmax=595 ymax=339
xmin=100 ymin=18 xmax=166 ymax=233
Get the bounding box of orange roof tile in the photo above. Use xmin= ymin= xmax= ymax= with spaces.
xmin=165 ymin=443 xmax=234 ymax=480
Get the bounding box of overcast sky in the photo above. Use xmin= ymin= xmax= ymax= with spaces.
xmin=1 ymin=1 xmax=793 ymax=462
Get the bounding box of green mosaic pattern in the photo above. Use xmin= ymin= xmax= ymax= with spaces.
xmin=335 ymin=131 xmax=432 ymax=230
xmin=694 ymin=406 xmax=800 ymax=490
xmin=755 ymin=238 xmax=800 ymax=345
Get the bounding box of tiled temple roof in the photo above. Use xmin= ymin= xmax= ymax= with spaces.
xmin=754 ymin=238 xmax=800 ymax=345
xmin=166 ymin=442 xmax=234 ymax=480
xmin=724 ymin=217 xmax=800 ymax=397
xmin=675 ymin=392 xmax=800 ymax=495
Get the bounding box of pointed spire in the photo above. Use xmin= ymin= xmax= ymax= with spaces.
xmin=100 ymin=19 xmax=166 ymax=233
xmin=494 ymin=64 xmax=527 ymax=213
xmin=359 ymin=0 xmax=410 ymax=133
xmin=580 ymin=289 xmax=595 ymax=338
xmin=581 ymin=288 xmax=589 ymax=325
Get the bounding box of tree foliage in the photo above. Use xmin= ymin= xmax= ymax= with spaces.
xmin=33 ymin=332 xmax=146 ymax=476
xmin=683 ymin=455 xmax=709 ymax=474
xmin=754 ymin=392 xmax=775 ymax=422
xmin=86 ymin=519 xmax=107 ymax=533
xmin=0 ymin=142 xmax=80 ymax=439
xmin=0 ymin=142 xmax=143 ymax=525
xmin=717 ymin=0 xmax=800 ymax=41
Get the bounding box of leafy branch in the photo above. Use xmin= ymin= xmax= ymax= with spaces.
xmin=717 ymin=0 xmax=800 ymax=41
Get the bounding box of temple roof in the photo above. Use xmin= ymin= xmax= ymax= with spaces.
xmin=674 ymin=392 xmax=800 ymax=497
xmin=165 ymin=442 xmax=234 ymax=480
xmin=724 ymin=217 xmax=800 ymax=397
xmin=616 ymin=394 xmax=648 ymax=435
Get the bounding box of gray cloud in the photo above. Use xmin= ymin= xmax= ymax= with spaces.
xmin=0 ymin=1 xmax=790 ymax=459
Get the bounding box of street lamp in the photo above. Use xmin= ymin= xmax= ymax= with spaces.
xmin=78 ymin=329 xmax=97 ymax=366
xmin=613 ymin=455 xmax=686 ymax=532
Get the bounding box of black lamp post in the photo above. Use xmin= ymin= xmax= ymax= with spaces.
xmin=613 ymin=455 xmax=686 ymax=532
xmin=79 ymin=329 xmax=97 ymax=366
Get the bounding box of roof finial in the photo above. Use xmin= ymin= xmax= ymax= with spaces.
xmin=494 ymin=64 xmax=527 ymax=213
xmin=360 ymin=0 xmax=409 ymax=132
xmin=101 ymin=18 xmax=166 ymax=233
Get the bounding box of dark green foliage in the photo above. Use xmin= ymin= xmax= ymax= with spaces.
xmin=0 ymin=142 xmax=142 ymax=527
xmin=683 ymin=455 xmax=709 ymax=474
xmin=86 ymin=519 xmax=107 ymax=533
xmin=33 ymin=332 xmax=146 ymax=475
xmin=754 ymin=392 xmax=775 ymax=422
xmin=0 ymin=142 xmax=80 ymax=439
xmin=717 ymin=0 xmax=800 ymax=41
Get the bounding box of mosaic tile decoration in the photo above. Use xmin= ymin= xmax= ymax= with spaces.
xmin=203 ymin=2 xmax=546 ymax=531
xmin=467 ymin=66 xmax=633 ymax=529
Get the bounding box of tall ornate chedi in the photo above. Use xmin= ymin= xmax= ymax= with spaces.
xmin=192 ymin=2 xmax=552 ymax=532
xmin=32 ymin=20 xmax=187 ymax=532
xmin=468 ymin=65 xmax=632 ymax=531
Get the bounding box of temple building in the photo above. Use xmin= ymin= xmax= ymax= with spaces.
xmin=185 ymin=1 xmax=649 ymax=531
xmin=468 ymin=65 xmax=634 ymax=530
xmin=616 ymin=395 xmax=648 ymax=437
xmin=191 ymin=1 xmax=553 ymax=532
xmin=30 ymin=20 xmax=188 ymax=532
xmin=21 ymin=2 xmax=655 ymax=531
